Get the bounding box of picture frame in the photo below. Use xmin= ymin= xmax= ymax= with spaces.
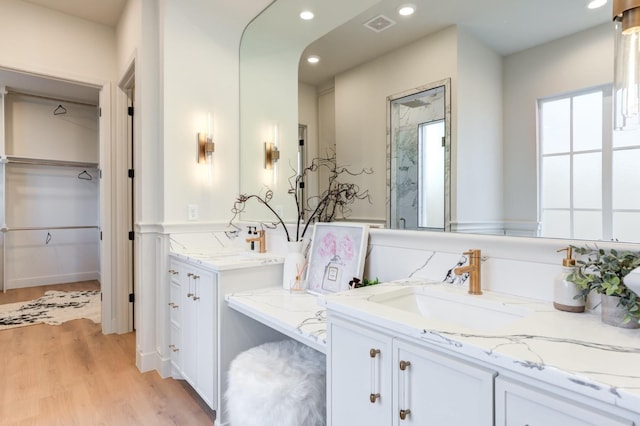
xmin=306 ymin=222 xmax=370 ymax=294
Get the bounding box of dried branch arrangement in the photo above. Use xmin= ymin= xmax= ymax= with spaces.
xmin=230 ymin=154 xmax=373 ymax=241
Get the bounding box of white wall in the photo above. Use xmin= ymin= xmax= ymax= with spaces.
xmin=162 ymin=0 xmax=252 ymax=223
xmin=455 ymin=29 xmax=503 ymax=226
xmin=0 ymin=0 xmax=116 ymax=85
xmin=334 ymin=26 xmax=458 ymax=222
xmin=503 ymin=23 xmax=613 ymax=223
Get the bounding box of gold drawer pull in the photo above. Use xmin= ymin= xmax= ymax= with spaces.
xmin=400 ymin=409 xmax=411 ymax=420
xmin=399 ymin=360 xmax=411 ymax=420
xmin=168 ymin=344 xmax=179 ymax=352
xmin=168 ymin=302 xmax=179 ymax=309
xmin=369 ymin=348 xmax=381 ymax=403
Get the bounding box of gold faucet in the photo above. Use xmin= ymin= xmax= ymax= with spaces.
xmin=454 ymin=249 xmax=482 ymax=295
xmin=246 ymin=230 xmax=266 ymax=253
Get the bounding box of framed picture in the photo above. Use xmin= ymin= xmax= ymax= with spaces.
xmin=306 ymin=222 xmax=369 ymax=294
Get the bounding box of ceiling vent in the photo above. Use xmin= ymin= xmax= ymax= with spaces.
xmin=364 ymin=14 xmax=396 ymax=33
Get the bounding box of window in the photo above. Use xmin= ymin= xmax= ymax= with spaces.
xmin=539 ymin=86 xmax=640 ymax=241
xmin=418 ymin=120 xmax=445 ymax=229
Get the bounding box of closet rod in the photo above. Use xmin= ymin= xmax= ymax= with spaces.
xmin=4 ymin=156 xmax=98 ymax=168
xmin=5 ymin=88 xmax=98 ymax=108
xmin=3 ymin=225 xmax=99 ymax=232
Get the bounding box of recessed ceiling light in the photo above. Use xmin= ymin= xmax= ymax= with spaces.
xmin=398 ymin=4 xmax=416 ymax=16
xmin=307 ymin=55 xmax=320 ymax=64
xmin=300 ymin=10 xmax=314 ymax=20
xmin=587 ymin=0 xmax=607 ymax=9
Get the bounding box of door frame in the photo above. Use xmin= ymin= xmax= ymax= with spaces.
xmin=115 ymin=59 xmax=136 ymax=333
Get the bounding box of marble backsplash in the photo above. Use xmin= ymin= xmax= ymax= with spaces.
xmin=167 ymin=222 xmax=640 ymax=305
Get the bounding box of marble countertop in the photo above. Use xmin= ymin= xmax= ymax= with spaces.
xmin=225 ymin=287 xmax=326 ymax=353
xmin=225 ymin=278 xmax=640 ymax=414
xmin=170 ymin=250 xmax=284 ymax=271
xmin=320 ymin=278 xmax=640 ymax=414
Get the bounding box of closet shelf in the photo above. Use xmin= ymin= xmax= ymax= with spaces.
xmin=1 ymin=155 xmax=98 ymax=169
xmin=1 ymin=225 xmax=99 ymax=232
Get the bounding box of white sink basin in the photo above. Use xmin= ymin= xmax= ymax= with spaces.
xmin=368 ymin=285 xmax=531 ymax=332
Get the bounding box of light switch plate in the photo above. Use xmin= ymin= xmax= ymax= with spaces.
xmin=188 ymin=204 xmax=199 ymax=220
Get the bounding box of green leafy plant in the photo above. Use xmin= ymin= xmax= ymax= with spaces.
xmin=567 ymin=245 xmax=640 ymax=324
xmin=362 ymin=277 xmax=380 ymax=286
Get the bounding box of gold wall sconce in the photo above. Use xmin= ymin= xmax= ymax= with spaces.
xmin=198 ymin=132 xmax=215 ymax=164
xmin=264 ymin=142 xmax=280 ymax=169
xmin=613 ymin=0 xmax=640 ymax=130
xmin=198 ymin=113 xmax=215 ymax=164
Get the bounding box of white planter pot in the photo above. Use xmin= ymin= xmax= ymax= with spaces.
xmin=600 ymin=294 xmax=640 ymax=329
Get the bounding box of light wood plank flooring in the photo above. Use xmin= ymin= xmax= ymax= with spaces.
xmin=0 ymin=282 xmax=214 ymax=425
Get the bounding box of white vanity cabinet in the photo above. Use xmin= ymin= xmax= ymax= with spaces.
xmin=328 ymin=315 xmax=496 ymax=426
xmin=167 ymin=252 xmax=286 ymax=422
xmin=392 ymin=338 xmax=495 ymax=425
xmin=169 ymin=258 xmax=217 ymax=408
xmin=495 ymin=376 xmax=634 ymax=426
xmin=181 ymin=264 xmax=217 ymax=408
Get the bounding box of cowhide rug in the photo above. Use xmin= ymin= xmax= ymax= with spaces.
xmin=0 ymin=290 xmax=101 ymax=330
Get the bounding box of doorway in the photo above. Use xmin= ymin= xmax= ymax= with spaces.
xmin=0 ymin=68 xmax=104 ymax=328
xmin=387 ymin=79 xmax=451 ymax=231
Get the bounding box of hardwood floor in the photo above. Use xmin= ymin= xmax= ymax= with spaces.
xmin=0 ymin=281 xmax=101 ymax=305
xmin=0 ymin=283 xmax=214 ymax=425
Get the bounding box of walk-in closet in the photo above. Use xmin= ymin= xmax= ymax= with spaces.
xmin=0 ymin=71 xmax=101 ymax=294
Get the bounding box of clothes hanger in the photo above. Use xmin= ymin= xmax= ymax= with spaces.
xmin=53 ymin=104 xmax=67 ymax=115
xmin=78 ymin=170 xmax=92 ymax=180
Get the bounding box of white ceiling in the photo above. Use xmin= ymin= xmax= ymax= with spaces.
xmin=22 ymin=0 xmax=127 ymax=27
xmin=299 ymin=0 xmax=612 ymax=86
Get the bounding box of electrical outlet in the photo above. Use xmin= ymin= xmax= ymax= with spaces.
xmin=188 ymin=204 xmax=199 ymax=220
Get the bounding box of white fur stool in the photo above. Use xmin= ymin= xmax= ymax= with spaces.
xmin=225 ymin=339 xmax=326 ymax=426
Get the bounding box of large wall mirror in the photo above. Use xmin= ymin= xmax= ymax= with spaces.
xmin=240 ymin=0 xmax=640 ymax=243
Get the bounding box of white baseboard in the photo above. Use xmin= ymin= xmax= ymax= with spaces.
xmin=7 ymin=271 xmax=100 ymax=289
xmin=157 ymin=354 xmax=173 ymax=379
xmin=136 ymin=348 xmax=159 ymax=373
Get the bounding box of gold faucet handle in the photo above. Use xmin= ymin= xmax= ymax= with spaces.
xmin=463 ymin=249 xmax=481 ymax=258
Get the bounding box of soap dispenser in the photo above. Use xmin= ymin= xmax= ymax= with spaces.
xmin=553 ymin=247 xmax=585 ymax=313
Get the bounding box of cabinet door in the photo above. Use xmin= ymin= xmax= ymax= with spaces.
xmin=329 ymin=318 xmax=393 ymax=426
xmin=192 ymin=266 xmax=217 ymax=408
xmin=393 ymin=339 xmax=496 ymax=426
xmin=181 ymin=268 xmax=198 ymax=389
xmin=495 ymin=377 xmax=634 ymax=426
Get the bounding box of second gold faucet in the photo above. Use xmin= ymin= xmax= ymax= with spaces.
xmin=454 ymin=249 xmax=482 ymax=295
